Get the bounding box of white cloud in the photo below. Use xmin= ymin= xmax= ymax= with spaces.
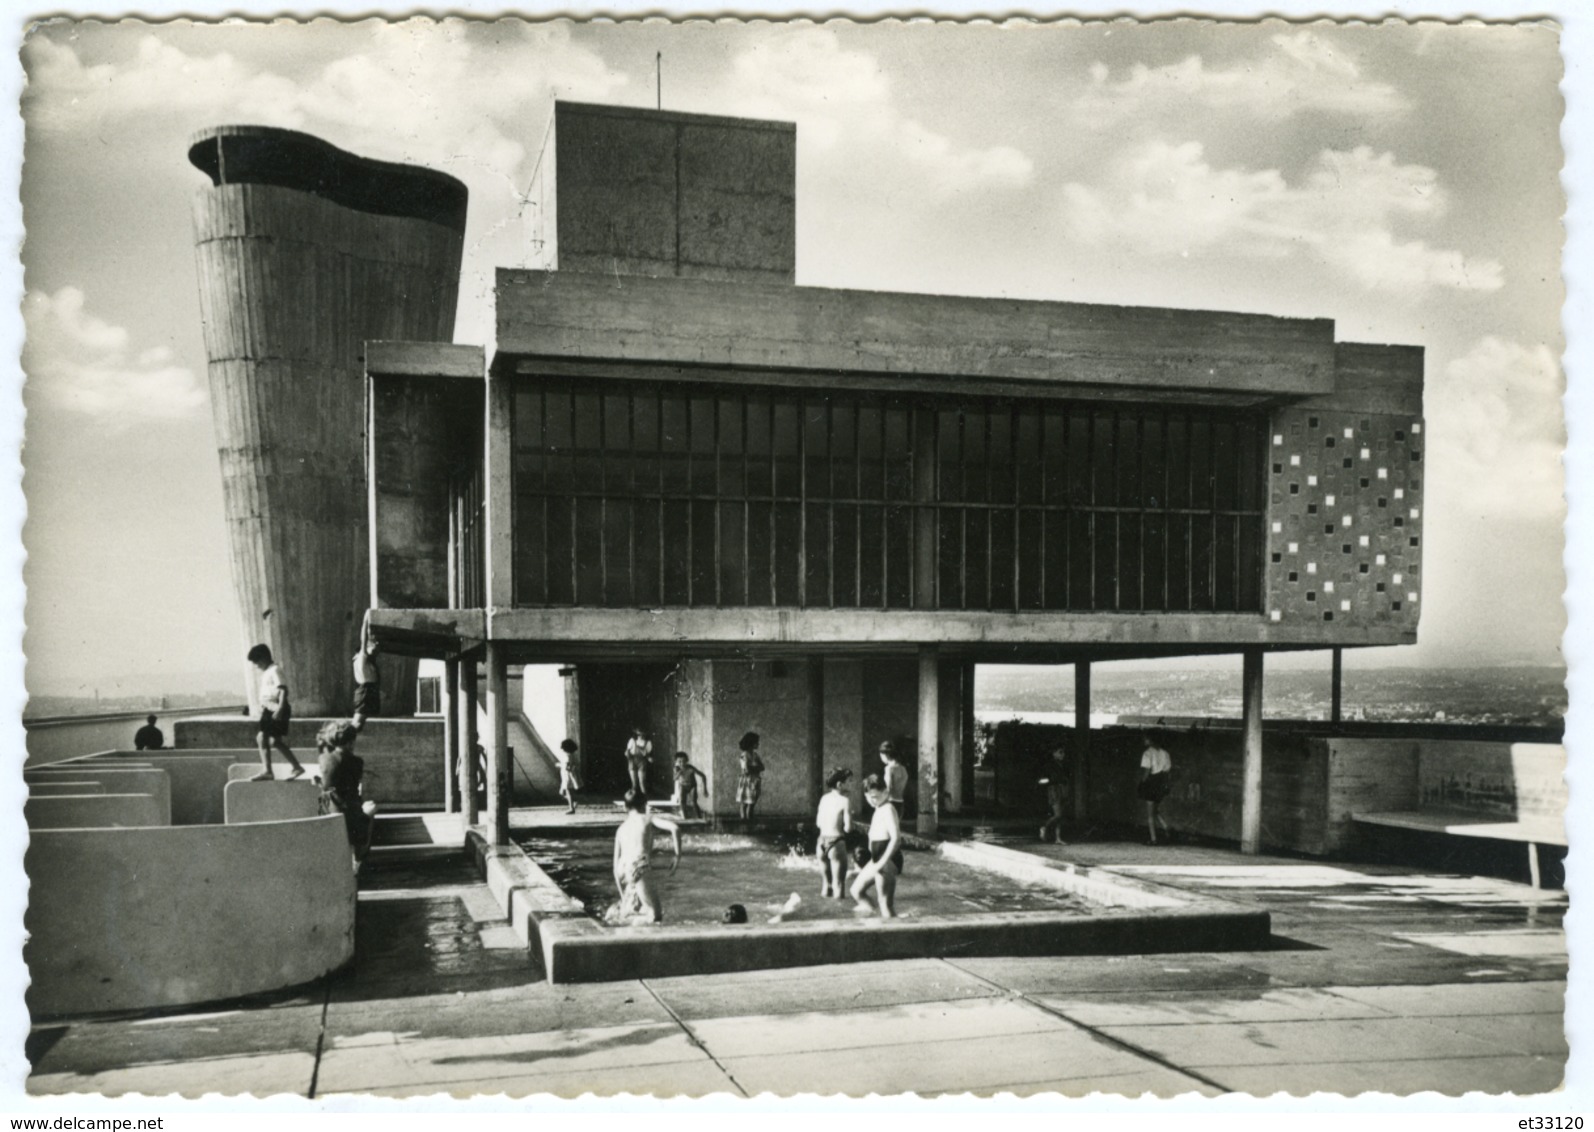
xmin=718 ymin=29 xmax=1032 ymax=194
xmin=23 ymin=22 xmax=628 ymax=185
xmin=1429 ymin=336 xmax=1563 ymax=518
xmin=23 ymin=287 xmax=207 ymax=423
xmin=1074 ymin=29 xmax=1408 ymax=124
xmin=1061 ymin=142 xmax=1503 ymax=294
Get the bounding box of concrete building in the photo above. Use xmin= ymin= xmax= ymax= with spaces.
xmin=358 ymin=100 xmax=1426 ymax=853
xmin=188 ymin=126 xmax=468 ymax=714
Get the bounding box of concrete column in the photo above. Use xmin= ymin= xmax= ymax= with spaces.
xmin=1331 ymin=647 xmax=1343 ymax=724
xmin=917 ymin=645 xmax=940 ymax=836
xmin=442 ymin=658 xmax=460 ymax=814
xmin=959 ymin=661 xmax=976 ymax=806
xmin=485 ymin=642 xmax=511 ymax=847
xmin=807 ymin=658 xmax=825 ymax=811
xmin=938 ymin=659 xmax=963 ymax=815
xmin=562 ymin=666 xmax=582 ymax=754
xmin=1073 ymin=662 xmax=1090 ymax=823
xmin=458 ymin=656 xmax=479 ymax=827
xmin=484 ymin=356 xmax=514 ymax=610
xmin=1241 ymin=648 xmax=1265 ymax=854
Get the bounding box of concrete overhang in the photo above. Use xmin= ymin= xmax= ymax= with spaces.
xmin=368 ymin=606 xmax=1414 ymax=663
xmin=495 ymin=269 xmax=1340 ymax=405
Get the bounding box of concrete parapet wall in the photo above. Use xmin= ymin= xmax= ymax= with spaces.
xmin=59 ymin=752 xmax=241 ymax=826
xmin=25 ymin=766 xmax=172 ymax=826
xmin=24 ymin=793 xmax=164 ymax=831
xmin=175 ymin=718 xmax=444 ymax=808
xmin=225 ymin=779 xmax=321 ymax=824
xmin=25 ymin=813 xmax=356 ymax=1017
xmin=27 ymin=782 xmax=106 ymax=796
xmin=990 ymin=720 xmax=1564 ymax=857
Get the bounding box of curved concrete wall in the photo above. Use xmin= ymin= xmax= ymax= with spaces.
xmin=224 ymin=779 xmax=320 ymax=823
xmin=189 ymin=125 xmax=466 ymax=715
xmin=25 ymin=814 xmax=356 ymax=1017
xmin=24 ymin=794 xmax=164 ymax=830
xmin=25 ymin=767 xmax=172 ymax=825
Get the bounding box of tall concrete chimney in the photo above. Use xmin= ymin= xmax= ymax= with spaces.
xmin=189 ymin=126 xmax=467 ymax=714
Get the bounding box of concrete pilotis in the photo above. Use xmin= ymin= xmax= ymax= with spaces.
xmin=1241 ymin=648 xmax=1265 ymax=854
xmin=459 ymin=658 xmax=479 ymax=828
xmin=917 ymin=646 xmax=940 ymax=836
xmin=1074 ymin=663 xmax=1091 ymax=823
xmin=807 ymin=658 xmax=825 ymax=811
xmin=443 ymin=659 xmax=460 ymax=814
xmin=485 ymin=643 xmax=510 ymax=846
xmin=938 ymin=659 xmax=963 ymax=815
xmin=1331 ymin=647 xmax=1344 ymax=723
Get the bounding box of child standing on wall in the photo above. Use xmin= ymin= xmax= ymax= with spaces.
xmin=814 ymin=767 xmax=853 ymax=898
xmin=671 ymin=752 xmax=708 ymax=819
xmin=556 ymin=738 xmax=582 ymax=814
xmin=248 ymin=644 xmax=306 ymax=782
xmin=625 ymin=728 xmax=652 ymax=796
xmin=736 ymin=731 xmax=765 ymax=820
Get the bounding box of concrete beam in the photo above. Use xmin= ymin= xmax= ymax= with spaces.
xmin=469 ymin=606 xmax=1414 ymax=650
xmin=496 ymin=269 xmax=1338 ymax=397
xmin=366 ymin=341 xmax=486 ymax=379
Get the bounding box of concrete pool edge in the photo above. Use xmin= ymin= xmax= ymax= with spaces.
xmin=469 ymin=831 xmax=1272 ymax=984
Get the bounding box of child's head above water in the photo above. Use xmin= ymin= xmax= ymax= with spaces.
xmin=674 ymin=751 xmax=690 ymax=765
xmin=623 ymin=789 xmax=648 ymax=813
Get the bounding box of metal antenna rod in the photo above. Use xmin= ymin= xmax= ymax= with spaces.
xmin=656 ymin=51 xmax=662 ymax=109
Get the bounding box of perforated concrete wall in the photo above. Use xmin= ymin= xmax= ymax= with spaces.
xmin=1265 ymin=406 xmax=1425 ymax=632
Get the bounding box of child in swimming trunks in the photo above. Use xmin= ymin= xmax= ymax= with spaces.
xmin=612 ymin=789 xmax=681 ymax=924
xmin=814 ymin=767 xmax=854 ymax=898
xmin=671 ymin=751 xmax=708 ymax=819
xmin=850 ymin=773 xmax=903 ymax=919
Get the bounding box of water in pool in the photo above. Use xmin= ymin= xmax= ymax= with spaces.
xmin=518 ymin=825 xmax=1103 ymax=926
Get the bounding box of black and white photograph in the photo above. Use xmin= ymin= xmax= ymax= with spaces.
xmin=7 ymin=4 xmax=1582 ymax=1112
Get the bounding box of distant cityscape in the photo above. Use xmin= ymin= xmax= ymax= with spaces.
xmin=975 ymin=665 xmax=1567 ymax=729
xmin=23 ymin=664 xmax=1568 ymax=729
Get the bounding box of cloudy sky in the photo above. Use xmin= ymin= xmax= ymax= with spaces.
xmin=16 ymin=15 xmax=1567 ymax=698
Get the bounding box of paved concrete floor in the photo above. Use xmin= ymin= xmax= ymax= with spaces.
xmin=26 ymin=812 xmax=1567 ymax=1099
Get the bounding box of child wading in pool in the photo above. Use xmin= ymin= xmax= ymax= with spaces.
xmin=247 ymin=644 xmax=306 ymax=782
xmin=735 ymin=731 xmax=765 ymax=819
xmin=611 ymin=789 xmax=682 ymax=925
xmin=850 ymin=773 xmax=903 ymax=919
xmin=624 ymin=728 xmax=652 ymax=795
xmin=671 ymin=751 xmax=708 ymax=819
xmin=814 ymin=767 xmax=854 ymax=898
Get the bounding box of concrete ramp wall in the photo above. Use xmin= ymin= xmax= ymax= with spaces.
xmin=25 ymin=767 xmax=173 ymax=826
xmin=175 ymin=717 xmax=444 ymax=807
xmin=27 ymin=782 xmax=106 ymax=796
xmin=25 ymin=814 xmax=357 ymax=1017
xmin=225 ymin=779 xmax=321 ymax=823
xmin=25 ymin=793 xmax=165 ymax=830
